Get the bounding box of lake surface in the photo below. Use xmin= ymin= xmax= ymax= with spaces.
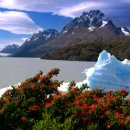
xmin=0 ymin=57 xmax=95 ymax=89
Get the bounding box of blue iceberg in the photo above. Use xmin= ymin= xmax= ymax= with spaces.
xmin=86 ymin=50 xmax=130 ymax=91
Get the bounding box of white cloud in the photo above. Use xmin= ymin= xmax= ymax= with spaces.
xmin=0 ymin=0 xmax=51 ymax=11
xmin=59 ymin=2 xmax=105 ymax=17
xmin=0 ymin=0 xmax=128 ymax=17
xmin=0 ymin=11 xmax=41 ymax=34
xmin=21 ymin=37 xmax=28 ymax=42
xmin=0 ymin=0 xmax=129 ymax=31
xmin=0 ymin=0 xmax=107 ymax=17
xmin=0 ymin=0 xmax=129 ymax=18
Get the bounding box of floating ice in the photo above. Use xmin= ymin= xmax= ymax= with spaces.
xmin=0 ymin=87 xmax=12 ymax=97
xmin=86 ymin=50 xmax=130 ymax=91
xmin=0 ymin=83 xmax=21 ymax=97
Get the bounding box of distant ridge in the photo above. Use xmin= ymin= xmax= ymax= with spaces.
xmin=12 ymin=29 xmax=59 ymax=57
xmin=0 ymin=44 xmax=19 ymax=54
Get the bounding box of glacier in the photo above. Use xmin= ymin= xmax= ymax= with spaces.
xmin=85 ymin=50 xmax=130 ymax=91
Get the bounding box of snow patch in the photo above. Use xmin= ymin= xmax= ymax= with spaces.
xmin=33 ymin=37 xmax=38 ymax=41
xmin=78 ymin=19 xmax=81 ymax=23
xmin=121 ymin=28 xmax=130 ymax=36
xmin=88 ymin=26 xmax=95 ymax=32
xmin=62 ymin=30 xmax=68 ymax=34
xmin=72 ymin=32 xmax=74 ymax=35
xmin=45 ymin=34 xmax=51 ymax=40
xmin=100 ymin=20 xmax=108 ymax=28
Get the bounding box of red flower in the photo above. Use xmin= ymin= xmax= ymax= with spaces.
xmin=19 ymin=87 xmax=24 ymax=93
xmin=107 ymin=90 xmax=113 ymax=93
xmin=82 ymin=117 xmax=88 ymax=122
xmin=82 ymin=102 xmax=89 ymax=109
xmin=45 ymin=103 xmax=51 ymax=108
xmin=29 ymin=105 xmax=40 ymax=111
xmin=39 ymin=75 xmax=46 ymax=81
xmin=0 ymin=99 xmax=3 ymax=104
xmin=92 ymin=94 xmax=97 ymax=99
xmin=105 ymin=110 xmax=110 ymax=115
xmin=118 ymin=89 xmax=128 ymax=97
xmin=120 ymin=119 xmax=125 ymax=125
xmin=4 ymin=97 xmax=9 ymax=103
xmin=53 ymin=84 xmax=58 ymax=90
xmin=40 ymin=83 xmax=45 ymax=88
xmin=21 ymin=116 xmax=26 ymax=121
xmin=50 ymin=68 xmax=56 ymax=74
xmin=115 ymin=112 xmax=123 ymax=119
xmin=126 ymin=116 xmax=130 ymax=122
xmin=100 ymin=115 xmax=104 ymax=119
xmin=0 ymin=107 xmax=6 ymax=113
xmin=88 ymin=104 xmax=97 ymax=114
xmin=31 ymin=84 xmax=35 ymax=90
xmin=106 ymin=122 xmax=110 ymax=128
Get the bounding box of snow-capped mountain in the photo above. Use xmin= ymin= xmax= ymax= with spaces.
xmin=61 ymin=10 xmax=129 ymax=38
xmin=0 ymin=44 xmax=19 ymax=53
xmin=43 ymin=10 xmax=129 ymax=49
xmin=62 ymin=10 xmax=107 ymax=33
xmin=12 ymin=10 xmax=130 ymax=57
xmin=24 ymin=29 xmax=59 ymax=45
xmin=12 ymin=29 xmax=59 ymax=57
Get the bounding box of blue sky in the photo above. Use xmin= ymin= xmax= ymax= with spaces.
xmin=0 ymin=0 xmax=130 ymax=48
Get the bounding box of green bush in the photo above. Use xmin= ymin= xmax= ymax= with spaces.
xmin=32 ymin=112 xmax=76 ymax=130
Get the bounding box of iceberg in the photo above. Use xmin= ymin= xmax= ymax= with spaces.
xmin=85 ymin=50 xmax=130 ymax=91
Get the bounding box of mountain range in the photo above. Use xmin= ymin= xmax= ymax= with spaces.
xmin=0 ymin=44 xmax=19 ymax=54
xmin=11 ymin=10 xmax=130 ymax=59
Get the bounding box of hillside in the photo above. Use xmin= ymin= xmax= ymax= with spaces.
xmin=42 ymin=38 xmax=130 ymax=61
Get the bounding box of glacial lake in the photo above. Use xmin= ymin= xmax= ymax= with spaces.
xmin=0 ymin=57 xmax=95 ymax=89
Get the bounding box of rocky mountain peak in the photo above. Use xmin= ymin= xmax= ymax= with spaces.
xmin=25 ymin=29 xmax=59 ymax=44
xmin=62 ymin=10 xmax=109 ymax=34
xmin=61 ymin=9 xmax=130 ymax=37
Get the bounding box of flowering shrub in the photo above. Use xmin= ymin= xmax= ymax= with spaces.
xmin=0 ymin=68 xmax=61 ymax=130
xmin=0 ymin=68 xmax=130 ymax=130
xmin=47 ymin=87 xmax=130 ymax=130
